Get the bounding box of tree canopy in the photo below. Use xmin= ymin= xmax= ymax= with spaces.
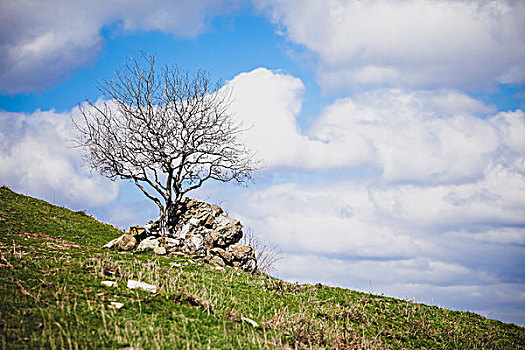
xmin=73 ymin=54 xmax=259 ymax=234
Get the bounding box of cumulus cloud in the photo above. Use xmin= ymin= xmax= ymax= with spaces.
xmin=0 ymin=108 xmax=119 ymax=207
xmin=232 ymin=167 xmax=525 ymax=258
xmin=228 ymin=68 xmax=375 ymax=169
xmin=258 ymin=0 xmax=525 ymax=90
xmin=311 ymin=90 xmax=506 ymax=184
xmin=0 ymin=0 xmax=237 ymax=93
xmin=229 ymin=68 xmax=524 ymax=185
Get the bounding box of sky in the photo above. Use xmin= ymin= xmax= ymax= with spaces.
xmin=1 ymin=0 xmax=524 ymax=325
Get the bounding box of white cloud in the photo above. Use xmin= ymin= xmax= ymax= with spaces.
xmin=0 ymin=0 xmax=237 ymax=93
xmin=310 ymin=89 xmax=507 ymax=184
xmin=230 ymin=68 xmax=524 ymax=185
xmin=0 ymin=109 xmax=119 ymax=207
xmin=258 ymin=0 xmax=525 ymax=91
xmin=232 ymin=167 xmax=525 ymax=258
xmin=370 ymin=164 xmax=525 ymax=230
xmin=228 ymin=68 xmax=374 ymax=170
xmin=228 ymin=68 xmax=379 ymax=170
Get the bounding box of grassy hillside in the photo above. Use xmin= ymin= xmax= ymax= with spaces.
xmin=1 ymin=186 xmax=523 ymax=349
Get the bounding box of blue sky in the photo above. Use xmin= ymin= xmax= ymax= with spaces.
xmin=1 ymin=0 xmax=524 ymax=325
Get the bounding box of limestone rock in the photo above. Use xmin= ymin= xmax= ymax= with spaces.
xmin=211 ymin=247 xmax=233 ymax=262
xmin=154 ymin=246 xmax=167 ymax=255
xmin=175 ymin=224 xmax=191 ymax=239
xmin=241 ymin=316 xmax=259 ymax=328
xmin=214 ymin=215 xmax=230 ymax=229
xmin=101 ymin=280 xmax=118 ymax=288
xmin=102 ymin=197 xmax=259 ymax=273
xmin=129 ymin=226 xmax=145 ymax=236
xmin=163 ymin=237 xmax=181 ymax=253
xmin=211 ymin=205 xmax=223 ymax=215
xmin=202 ymin=229 xmax=218 ymax=249
xmin=109 ymin=301 xmax=124 ymax=309
xmin=215 ymin=217 xmax=243 ymax=247
xmin=208 ymin=255 xmax=225 ymax=266
xmin=228 ymin=242 xmax=252 ymax=260
xmin=184 ymin=234 xmax=205 ymax=255
xmin=144 ymin=221 xmax=158 ymax=234
xmin=127 ymin=280 xmax=157 ymax=293
xmin=203 ymin=213 xmax=214 ymax=227
xmin=227 ymin=243 xmax=257 ymax=273
xmin=103 ymin=234 xmax=137 ymax=251
xmin=189 ymin=217 xmax=200 ymax=226
xmin=137 ymin=236 xmax=160 ymax=251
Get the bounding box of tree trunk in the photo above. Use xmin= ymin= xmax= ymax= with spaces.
xmin=159 ymin=208 xmax=168 ymax=237
xmin=159 ymin=202 xmax=180 ymax=237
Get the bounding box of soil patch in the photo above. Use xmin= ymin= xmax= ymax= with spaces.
xmin=12 ymin=231 xmax=84 ymax=248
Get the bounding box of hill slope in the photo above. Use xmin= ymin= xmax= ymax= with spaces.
xmin=1 ymin=186 xmax=523 ymax=349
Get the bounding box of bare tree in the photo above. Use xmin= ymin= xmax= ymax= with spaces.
xmin=73 ymin=53 xmax=259 ymax=236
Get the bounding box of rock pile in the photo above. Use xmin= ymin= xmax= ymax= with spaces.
xmin=104 ymin=198 xmax=257 ymax=273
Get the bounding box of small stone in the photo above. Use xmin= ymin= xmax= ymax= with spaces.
xmin=228 ymin=242 xmax=253 ymax=260
xmin=109 ymin=301 xmax=124 ymax=309
xmin=215 ymin=215 xmax=230 ymax=230
xmin=241 ymin=316 xmax=259 ymax=327
xmin=203 ymin=213 xmax=214 ymax=227
xmin=101 ymin=280 xmax=118 ymax=288
xmin=176 ymin=224 xmax=191 ymax=239
xmin=186 ymin=199 xmax=198 ymax=208
xmin=164 ymin=237 xmax=181 ymax=253
xmin=189 ymin=217 xmax=200 ymax=226
xmin=208 ymin=255 xmax=225 ymax=266
xmin=211 ymin=247 xmax=233 ymax=262
xmin=163 ymin=237 xmax=178 ymax=245
xmin=127 ymin=280 xmax=157 ymax=293
xmin=202 ymin=229 xmax=218 ymax=249
xmin=190 ymin=234 xmax=204 ymax=252
xmin=154 ymin=246 xmax=167 ymax=255
xmin=215 ymin=218 xmax=243 ymax=247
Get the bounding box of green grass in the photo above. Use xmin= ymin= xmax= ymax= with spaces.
xmin=1 ymin=186 xmax=524 ymax=349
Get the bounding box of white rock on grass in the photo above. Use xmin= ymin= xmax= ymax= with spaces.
xmin=241 ymin=316 xmax=259 ymax=327
xmin=127 ymin=280 xmax=158 ymax=293
xmin=109 ymin=301 xmax=124 ymax=309
xmin=101 ymin=281 xmax=118 ymax=288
